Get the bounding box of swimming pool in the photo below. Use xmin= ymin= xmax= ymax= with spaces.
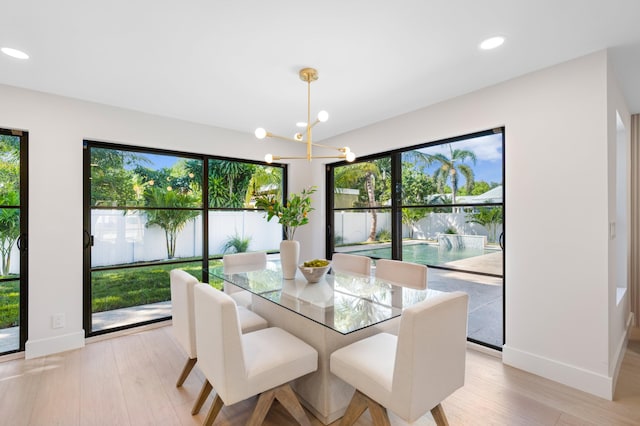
xmin=345 ymin=242 xmax=500 ymax=266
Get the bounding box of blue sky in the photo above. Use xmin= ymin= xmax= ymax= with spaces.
xmin=413 ymin=133 xmax=503 ymax=186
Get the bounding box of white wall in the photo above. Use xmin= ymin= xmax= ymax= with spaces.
xmin=0 ymin=83 xmax=287 ymax=358
xmin=606 ymin=57 xmax=633 ymax=393
xmin=0 ymin=49 xmax=631 ymax=399
xmin=302 ymin=50 xmax=631 ymax=399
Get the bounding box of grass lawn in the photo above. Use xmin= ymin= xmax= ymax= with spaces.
xmin=0 ymin=279 xmax=19 ymax=329
xmin=92 ymin=259 xmax=223 ymax=313
xmin=0 ymin=260 xmax=225 ymax=329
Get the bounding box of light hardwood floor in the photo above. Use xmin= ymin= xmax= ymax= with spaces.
xmin=1 ymin=325 xmax=639 ymax=426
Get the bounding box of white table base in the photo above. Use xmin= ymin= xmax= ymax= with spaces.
xmin=252 ymin=296 xmax=400 ymax=425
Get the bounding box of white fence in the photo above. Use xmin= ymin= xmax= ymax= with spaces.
xmin=334 ymin=211 xmax=502 ymax=245
xmin=90 ymin=210 xmax=281 ymax=267
xmin=1 ymin=209 xmax=502 ymax=273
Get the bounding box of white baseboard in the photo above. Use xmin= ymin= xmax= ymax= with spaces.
xmin=502 ymin=345 xmax=613 ymax=400
xmin=25 ymin=331 xmax=85 ymax=359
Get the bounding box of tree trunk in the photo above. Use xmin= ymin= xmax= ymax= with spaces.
xmin=165 ymin=230 xmax=174 ymax=259
xmin=365 ymin=173 xmax=377 ymax=241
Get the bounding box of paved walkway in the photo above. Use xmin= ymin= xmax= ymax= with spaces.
xmin=0 ymin=301 xmax=172 ymax=354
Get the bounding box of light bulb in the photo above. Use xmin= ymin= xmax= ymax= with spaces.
xmin=255 ymin=128 xmax=267 ymax=139
xmin=346 ymin=151 xmax=356 ymax=162
xmin=1 ymin=47 xmax=29 ymax=59
xmin=265 ymin=154 xmax=274 ymax=163
xmin=317 ymin=110 xmax=329 ymax=122
xmin=480 ymin=36 xmax=505 ymax=50
xmin=294 ymin=133 xmax=303 ymax=141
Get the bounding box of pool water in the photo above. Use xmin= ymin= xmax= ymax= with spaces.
xmin=347 ymin=243 xmax=499 ymax=266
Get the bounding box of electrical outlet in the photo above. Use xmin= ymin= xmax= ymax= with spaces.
xmin=52 ymin=313 xmax=65 ymax=329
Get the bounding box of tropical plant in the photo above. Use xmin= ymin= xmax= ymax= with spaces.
xmin=255 ymin=186 xmax=316 ymax=240
xmin=376 ymin=228 xmax=391 ymax=242
xmin=244 ymin=165 xmax=283 ymax=206
xmin=429 ymin=144 xmax=477 ymax=204
xmin=0 ymin=191 xmax=20 ymax=276
xmin=209 ymin=159 xmax=255 ymax=208
xmin=334 ymin=161 xmax=382 ymax=242
xmin=401 ymin=208 xmax=428 ymax=239
xmin=144 ymin=187 xmax=200 ymax=258
xmin=467 ymin=206 xmax=503 ymax=243
xmin=90 ymin=148 xmax=146 ymax=206
xmin=444 ymin=226 xmax=458 ymax=234
xmin=0 ymin=137 xmax=21 ymax=277
xmin=221 ymin=233 xmax=251 ymax=253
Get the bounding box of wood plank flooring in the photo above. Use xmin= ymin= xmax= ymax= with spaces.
xmin=1 ymin=325 xmax=639 ymax=426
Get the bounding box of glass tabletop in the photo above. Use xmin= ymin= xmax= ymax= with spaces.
xmin=208 ymin=259 xmax=440 ymax=335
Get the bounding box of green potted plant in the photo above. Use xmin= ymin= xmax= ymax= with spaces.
xmin=255 ymin=186 xmax=316 ymax=278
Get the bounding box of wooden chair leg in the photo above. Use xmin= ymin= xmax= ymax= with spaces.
xmin=176 ymin=357 xmax=197 ymax=387
xmin=274 ymin=384 xmax=311 ymax=426
xmin=202 ymin=394 xmax=224 ymax=426
xmin=340 ymin=390 xmax=369 ymax=426
xmin=366 ymin=397 xmax=391 ymax=426
xmin=247 ymin=388 xmax=277 ymax=426
xmin=430 ymin=403 xmax=449 ymax=426
xmin=191 ymin=379 xmax=213 ymax=415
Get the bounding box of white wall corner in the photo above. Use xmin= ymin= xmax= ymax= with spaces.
xmin=24 ymin=331 xmax=85 ymax=359
xmin=502 ymin=345 xmax=614 ymax=400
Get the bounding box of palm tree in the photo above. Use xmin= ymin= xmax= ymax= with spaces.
xmin=0 ymin=191 xmax=20 ymax=276
xmin=467 ymin=206 xmax=503 ymax=243
xmin=144 ymin=187 xmax=200 ymax=259
xmin=430 ymin=144 xmax=477 ymax=205
xmin=209 ymin=160 xmax=255 ymax=205
xmin=334 ymin=162 xmax=380 ymax=242
xmin=245 ymin=165 xmax=283 ymax=206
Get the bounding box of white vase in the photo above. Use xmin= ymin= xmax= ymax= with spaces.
xmin=280 ymin=240 xmax=300 ymax=280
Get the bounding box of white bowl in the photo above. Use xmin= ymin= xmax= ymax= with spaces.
xmin=298 ymin=262 xmax=331 ymax=283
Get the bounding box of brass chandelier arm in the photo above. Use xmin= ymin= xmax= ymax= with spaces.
xmin=272 ymin=155 xmax=348 ymax=160
xmin=265 ymin=132 xmax=309 ymax=144
xmin=256 ymin=67 xmax=356 ymax=164
xmin=310 ymin=142 xmax=349 ymax=152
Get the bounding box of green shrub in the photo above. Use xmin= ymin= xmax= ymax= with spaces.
xmin=376 ymin=229 xmax=392 ymax=241
xmin=0 ymin=280 xmax=20 ymax=328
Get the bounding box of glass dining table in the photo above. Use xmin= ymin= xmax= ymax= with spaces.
xmin=209 ymin=259 xmax=442 ymax=424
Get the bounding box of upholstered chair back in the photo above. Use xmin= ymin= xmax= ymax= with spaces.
xmin=391 ymin=291 xmax=468 ymax=422
xmin=375 ymin=258 xmax=427 ymax=290
xmin=223 ymin=252 xmax=267 ymax=274
xmin=194 ymin=283 xmax=247 ymax=404
xmin=331 ymin=253 xmax=372 ymax=275
xmin=170 ymin=269 xmax=199 ymax=358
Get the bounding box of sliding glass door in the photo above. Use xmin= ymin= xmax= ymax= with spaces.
xmin=328 ymin=129 xmax=504 ymax=348
xmin=83 ymin=141 xmax=286 ymax=336
xmin=0 ymin=128 xmax=28 ymax=355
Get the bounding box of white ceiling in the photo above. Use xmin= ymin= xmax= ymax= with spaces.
xmin=2 ymin=0 xmax=640 ymax=141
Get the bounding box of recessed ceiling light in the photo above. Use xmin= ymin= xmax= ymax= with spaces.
xmin=479 ymin=36 xmax=505 ymax=50
xmin=1 ymin=47 xmax=29 ymax=59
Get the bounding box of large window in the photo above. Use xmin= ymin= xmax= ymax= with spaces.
xmin=0 ymin=128 xmax=28 ymax=355
xmin=328 ymin=129 xmax=504 ymax=348
xmin=83 ymin=142 xmax=284 ymax=336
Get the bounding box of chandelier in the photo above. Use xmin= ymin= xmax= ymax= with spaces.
xmin=255 ymin=67 xmax=356 ymax=163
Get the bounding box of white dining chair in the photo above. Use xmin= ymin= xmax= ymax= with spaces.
xmin=222 ymin=252 xmax=267 ymax=308
xmin=331 ymin=253 xmax=372 ymax=276
xmin=330 ymin=291 xmax=469 ymax=425
xmin=375 ymin=258 xmax=428 ymax=289
xmin=169 ymin=269 xmax=268 ymax=388
xmin=192 ymin=283 xmax=318 ymax=426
